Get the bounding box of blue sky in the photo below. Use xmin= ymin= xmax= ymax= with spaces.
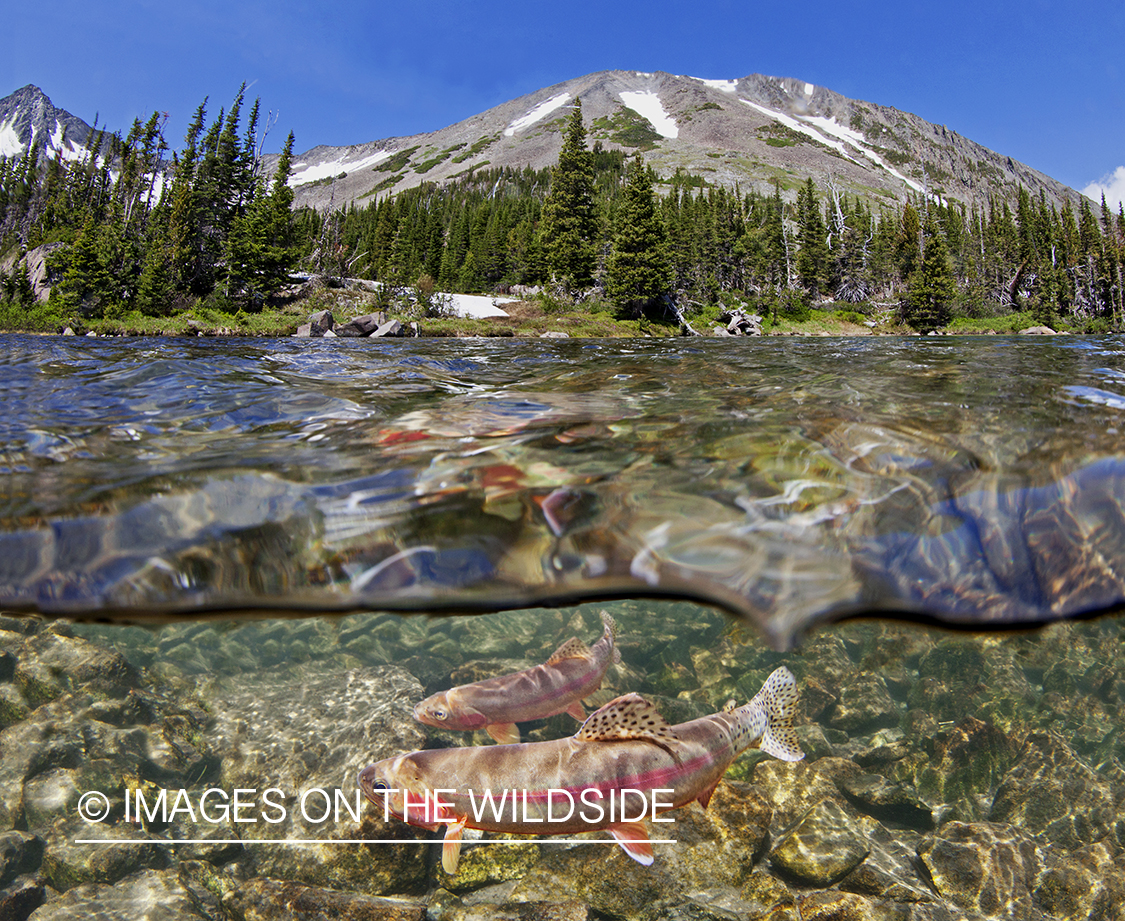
xmin=5 ymin=0 xmax=1124 ymax=205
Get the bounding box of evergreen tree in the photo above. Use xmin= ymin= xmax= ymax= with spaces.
xmin=458 ymin=249 xmax=480 ymax=291
xmin=795 ymin=178 xmax=827 ymax=296
xmin=605 ymin=154 xmax=672 ymax=314
xmin=135 ymin=237 xmax=173 ymax=316
xmin=902 ymin=212 xmax=956 ymax=332
xmin=166 ymin=101 xmax=207 ymax=293
xmin=538 ymin=100 xmax=596 ymax=292
xmin=53 ymin=215 xmax=104 ymax=314
xmin=0 ymin=259 xmax=35 ymax=308
xmin=439 ymin=208 xmax=469 ymax=289
xmin=896 ymin=200 xmax=922 ymax=285
xmin=226 ymin=131 xmax=297 ymax=308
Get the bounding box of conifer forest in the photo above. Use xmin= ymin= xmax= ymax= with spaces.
xmin=1 ymin=90 xmax=1124 ymax=334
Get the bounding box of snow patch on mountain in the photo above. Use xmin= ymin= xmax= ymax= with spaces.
xmin=740 ymin=99 xmax=925 ymax=195
xmin=504 ymin=92 xmax=571 ymax=137
xmin=289 ymin=149 xmax=392 ymax=186
xmin=798 ymin=113 xmax=923 ymax=193
xmin=0 ymin=120 xmax=22 ymax=157
xmin=619 ymin=90 xmax=678 ymax=139
xmin=691 ymin=77 xmax=738 ymax=93
xmin=740 ymin=99 xmax=856 ymax=159
xmin=800 ymin=114 xmax=865 ymax=149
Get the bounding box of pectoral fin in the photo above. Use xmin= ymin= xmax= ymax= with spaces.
xmin=486 ymin=722 xmax=520 ymax=745
xmin=696 ymin=780 xmax=720 ymax=810
xmin=607 ymin=821 xmax=654 ymax=866
xmin=441 ymin=818 xmax=467 ymax=874
xmin=565 ymin=700 xmax=586 ymax=721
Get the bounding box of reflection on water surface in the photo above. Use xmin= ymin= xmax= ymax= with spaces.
xmin=3 ymin=335 xmax=1125 ymax=643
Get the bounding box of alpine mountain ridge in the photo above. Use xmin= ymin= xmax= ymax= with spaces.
xmin=281 ymin=70 xmax=1082 ymax=214
xmin=0 ymin=85 xmax=98 ymax=163
xmin=0 ymin=74 xmax=1085 ymax=216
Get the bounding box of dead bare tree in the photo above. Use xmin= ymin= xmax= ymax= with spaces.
xmin=825 ymin=172 xmax=847 ymax=250
xmin=825 ymin=171 xmax=872 ymax=302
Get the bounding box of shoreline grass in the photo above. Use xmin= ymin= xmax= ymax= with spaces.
xmin=0 ymin=291 xmax=1077 ymax=339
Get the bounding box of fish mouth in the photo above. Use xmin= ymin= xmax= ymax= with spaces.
xmin=357 ymin=764 xmax=382 ymax=804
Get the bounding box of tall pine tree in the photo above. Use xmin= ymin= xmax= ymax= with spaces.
xmin=795 ymin=178 xmax=827 ymax=296
xmin=902 ymin=212 xmax=956 ymax=332
xmin=606 ymin=154 xmax=672 ymax=315
xmin=226 ymin=131 xmax=297 ymax=309
xmin=538 ymin=99 xmax=596 ymax=293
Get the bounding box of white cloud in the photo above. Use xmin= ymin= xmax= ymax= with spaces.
xmin=1083 ymin=166 xmax=1125 ymax=212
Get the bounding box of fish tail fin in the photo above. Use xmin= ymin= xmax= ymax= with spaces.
xmin=600 ymin=609 xmax=617 ymax=639
xmin=753 ymin=666 xmax=804 ymax=762
xmin=600 ymin=610 xmax=622 ymax=664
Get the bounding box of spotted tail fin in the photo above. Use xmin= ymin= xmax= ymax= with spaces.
xmin=600 ymin=609 xmax=622 ymax=665
xmin=752 ymin=667 xmax=804 ymax=762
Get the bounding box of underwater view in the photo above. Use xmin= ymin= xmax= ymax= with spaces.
xmin=2 ymin=333 xmax=1125 ymax=920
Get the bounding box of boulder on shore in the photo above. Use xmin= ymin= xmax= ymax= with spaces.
xmin=309 ymin=310 xmax=335 ymax=336
xmin=373 ymin=319 xmax=402 ymax=338
xmin=335 ymin=313 xmax=386 ymax=337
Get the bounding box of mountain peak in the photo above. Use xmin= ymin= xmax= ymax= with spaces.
xmin=0 ymin=83 xmax=95 ymax=161
xmin=284 ymin=69 xmax=1080 ymax=215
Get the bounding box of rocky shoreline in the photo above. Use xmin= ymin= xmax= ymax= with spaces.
xmin=1 ymin=603 xmax=1123 ymax=920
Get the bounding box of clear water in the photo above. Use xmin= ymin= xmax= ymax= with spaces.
xmin=2 ymin=333 xmax=1125 ymax=918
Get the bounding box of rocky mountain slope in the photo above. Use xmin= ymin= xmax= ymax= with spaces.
xmin=1 ymin=75 xmax=1084 ymax=218
xmin=0 ymin=85 xmax=96 ymax=162
xmin=285 ymin=70 xmax=1081 ymax=215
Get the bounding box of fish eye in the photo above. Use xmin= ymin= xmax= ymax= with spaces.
xmin=372 ymin=780 xmax=389 ymax=791
xmin=432 ymin=708 xmax=447 ymax=720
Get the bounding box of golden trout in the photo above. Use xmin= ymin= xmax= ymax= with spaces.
xmin=360 ymin=666 xmax=803 ymax=872
xmin=413 ymin=610 xmax=620 ymax=744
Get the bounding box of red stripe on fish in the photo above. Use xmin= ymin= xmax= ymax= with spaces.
xmin=363 ymin=667 xmax=803 ymax=869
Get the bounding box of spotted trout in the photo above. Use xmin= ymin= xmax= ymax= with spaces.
xmin=413 ymin=610 xmax=620 ymax=744
xmin=360 ymin=666 xmax=803 ymax=872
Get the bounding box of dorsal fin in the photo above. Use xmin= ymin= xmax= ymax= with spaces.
xmin=575 ymin=693 xmax=677 ymax=747
xmin=722 ymin=699 xmax=737 ymax=713
xmin=547 ymin=636 xmax=591 ymax=665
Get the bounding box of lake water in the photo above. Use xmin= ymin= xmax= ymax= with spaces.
xmin=2 ymin=333 xmax=1124 ymax=919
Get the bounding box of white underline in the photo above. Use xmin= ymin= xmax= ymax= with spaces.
xmin=74 ymin=838 xmax=678 ymax=846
